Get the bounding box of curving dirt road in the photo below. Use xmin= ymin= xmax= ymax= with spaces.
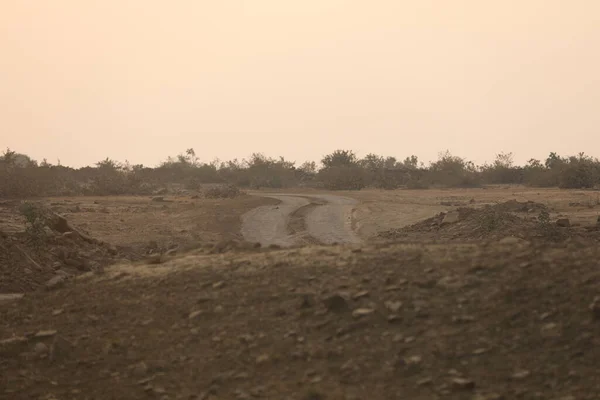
xmin=241 ymin=193 xmax=361 ymax=247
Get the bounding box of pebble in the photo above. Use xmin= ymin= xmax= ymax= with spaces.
xmin=0 ymin=293 xmax=24 ymax=305
xmin=385 ymin=301 xmax=403 ymax=313
xmin=352 ymin=308 xmax=375 ymax=318
xmin=188 ymin=311 xmax=203 ymax=320
xmin=451 ymin=378 xmax=475 ymax=391
xmin=417 ymin=377 xmax=433 ymax=386
xmin=512 ymin=370 xmax=531 ymax=380
xmin=34 ymin=342 xmax=49 ymax=355
xmin=352 ymin=291 xmax=369 ymax=300
xmin=212 ymin=281 xmax=225 ymax=289
xmin=35 ymin=330 xmax=58 ymax=338
xmin=255 ymin=354 xmax=270 ymax=364
xmin=45 ymin=275 xmax=67 ymax=290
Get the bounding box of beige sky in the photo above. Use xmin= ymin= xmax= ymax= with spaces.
xmin=1 ymin=1 xmax=599 ymax=167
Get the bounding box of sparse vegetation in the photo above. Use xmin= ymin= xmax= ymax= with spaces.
xmin=203 ymin=184 xmax=244 ymax=199
xmin=18 ymin=201 xmax=47 ymax=242
xmin=2 ymin=147 xmax=600 ymax=197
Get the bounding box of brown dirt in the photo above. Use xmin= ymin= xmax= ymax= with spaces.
xmin=2 ymin=239 xmax=600 ymax=399
xmin=3 ymin=187 xmax=600 ymax=399
xmin=378 ymin=200 xmax=600 ymax=243
xmin=341 ymin=187 xmax=600 ymax=239
xmin=0 ymin=195 xmax=277 ymax=293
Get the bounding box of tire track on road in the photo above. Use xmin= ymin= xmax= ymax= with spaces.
xmin=241 ymin=193 xmax=361 ymax=247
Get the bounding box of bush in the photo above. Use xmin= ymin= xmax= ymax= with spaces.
xmin=203 ymin=185 xmax=244 ymax=199
xmin=18 ymin=201 xmax=48 ymax=242
xmin=4 ymin=148 xmax=600 ymax=198
xmin=558 ymin=158 xmax=600 ymax=189
xmin=318 ymin=166 xmax=366 ymax=190
xmin=427 ymin=151 xmax=481 ymax=188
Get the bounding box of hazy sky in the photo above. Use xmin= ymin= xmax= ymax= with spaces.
xmin=1 ymin=1 xmax=599 ymax=167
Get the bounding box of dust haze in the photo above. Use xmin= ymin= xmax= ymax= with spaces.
xmin=2 ymin=2 xmax=600 ymax=399
xmin=2 ymin=1 xmax=600 ymax=166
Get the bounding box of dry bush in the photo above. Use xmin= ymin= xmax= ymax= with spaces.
xmin=558 ymin=158 xmax=600 ymax=189
xmin=318 ymin=166 xmax=366 ymax=190
xmin=203 ymin=184 xmax=244 ymax=199
xmin=3 ymin=148 xmax=600 ymax=198
xmin=427 ymin=151 xmax=481 ymax=188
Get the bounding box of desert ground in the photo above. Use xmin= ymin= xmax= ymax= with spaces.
xmin=2 ymin=187 xmax=600 ymax=399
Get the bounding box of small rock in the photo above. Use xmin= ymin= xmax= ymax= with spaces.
xmin=45 ymin=275 xmax=67 ymax=290
xmin=323 ymin=294 xmax=349 ymax=313
xmin=352 ymin=291 xmax=369 ymax=300
xmin=417 ymin=377 xmax=433 ymax=386
xmin=387 ymin=314 xmax=402 ymax=323
xmin=539 ymin=312 xmax=553 ymax=321
xmin=556 ymin=218 xmax=571 ymax=227
xmin=384 ymin=301 xmax=403 ymax=313
xmin=255 ymin=354 xmax=270 ymax=364
xmin=541 ymin=323 xmax=561 ymax=337
xmin=392 ymin=334 xmax=404 ymax=342
xmin=407 ymin=355 xmax=422 ymax=364
xmin=165 ymin=248 xmax=177 ymax=257
xmin=212 ymin=281 xmax=225 ymax=289
xmin=35 ymin=330 xmax=58 ymax=339
xmin=511 ymin=370 xmax=531 ymax=380
xmin=52 ymin=309 xmax=64 ymax=316
xmin=498 ymin=236 xmax=523 ymax=245
xmin=0 ymin=293 xmax=24 ymax=305
xmin=451 ymin=378 xmax=475 ymax=391
xmin=152 ymin=197 xmax=165 ymax=202
xmin=34 ymin=342 xmax=49 ymax=355
xmin=352 ymin=308 xmax=375 ymax=318
xmin=188 ymin=310 xmax=203 ymax=320
xmin=589 ymin=296 xmax=600 ymax=319
xmin=441 ymin=210 xmax=460 ymax=225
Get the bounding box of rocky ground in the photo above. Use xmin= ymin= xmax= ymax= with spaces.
xmin=2 ymin=190 xmax=600 ymax=399
xmin=2 ymin=237 xmax=600 ymax=399
xmin=0 ymin=194 xmax=275 ymax=293
xmin=378 ymin=200 xmax=600 ymax=243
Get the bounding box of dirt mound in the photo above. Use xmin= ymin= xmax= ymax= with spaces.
xmin=492 ymin=199 xmax=548 ymax=213
xmin=0 ymin=203 xmax=140 ymax=294
xmin=379 ymin=201 xmax=569 ymax=242
xmin=2 ymin=241 xmax=600 ymax=399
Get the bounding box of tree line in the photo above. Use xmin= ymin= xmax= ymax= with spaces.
xmin=1 ymin=147 xmax=599 ymax=197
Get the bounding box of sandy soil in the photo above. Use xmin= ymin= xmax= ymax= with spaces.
xmin=1 ymin=195 xmax=277 ymax=250
xmin=342 ymin=187 xmax=600 ymax=238
xmin=241 ymin=194 xmax=360 ymax=246
xmin=0 ymin=194 xmax=277 ymax=293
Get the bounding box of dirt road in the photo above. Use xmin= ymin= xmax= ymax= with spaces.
xmin=241 ymin=193 xmax=361 ymax=246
